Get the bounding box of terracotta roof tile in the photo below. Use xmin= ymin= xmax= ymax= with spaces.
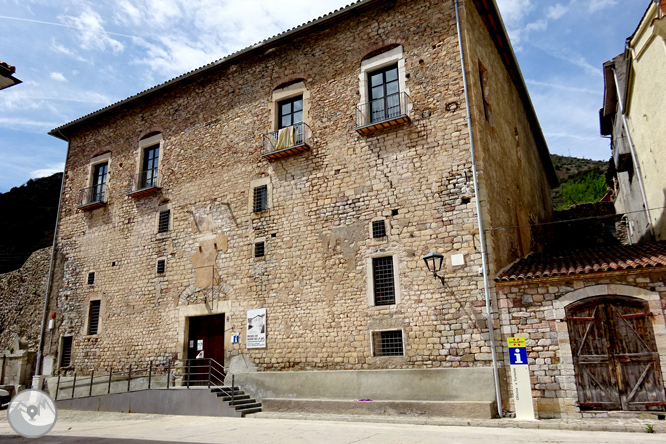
xmin=495 ymin=241 xmax=666 ymax=282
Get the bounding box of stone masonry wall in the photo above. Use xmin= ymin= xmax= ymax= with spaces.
xmin=0 ymin=247 xmax=50 ymax=352
xmin=47 ymin=0 xmax=553 ymax=379
xmin=496 ymin=270 xmax=666 ymax=418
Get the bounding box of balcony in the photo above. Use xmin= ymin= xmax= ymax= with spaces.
xmin=262 ymin=122 xmax=312 ymax=160
xmin=127 ymin=169 xmax=161 ymax=198
xmin=77 ymin=185 xmax=107 ymax=211
xmin=355 ymin=92 xmax=410 ymax=134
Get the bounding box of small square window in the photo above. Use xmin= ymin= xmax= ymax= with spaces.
xmin=254 ymin=242 xmax=265 ymax=258
xmin=156 ymin=259 xmax=166 ymax=274
xmin=253 ymin=185 xmax=268 ymax=212
xmin=372 ymin=220 xmax=387 ymax=238
xmin=60 ymin=336 xmax=73 ymax=367
xmin=87 ymin=272 xmax=95 ymax=285
xmin=158 ymin=209 xmax=170 ymax=233
xmin=372 ymin=330 xmax=404 ymax=356
xmin=88 ymin=300 xmax=101 ymax=335
xmin=372 ymin=256 xmax=395 ymax=306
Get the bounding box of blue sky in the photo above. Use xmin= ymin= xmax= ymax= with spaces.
xmin=0 ymin=0 xmax=651 ymax=192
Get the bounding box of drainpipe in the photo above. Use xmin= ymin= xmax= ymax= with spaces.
xmin=612 ymin=66 xmax=654 ymax=240
xmin=34 ymin=131 xmax=69 ymax=387
xmin=454 ymin=0 xmax=503 ymax=418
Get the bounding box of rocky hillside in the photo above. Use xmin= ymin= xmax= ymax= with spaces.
xmin=0 ymin=173 xmax=62 ymax=273
xmin=551 ymin=154 xmax=610 ymax=209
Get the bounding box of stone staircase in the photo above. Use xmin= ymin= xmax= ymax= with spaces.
xmin=212 ymin=386 xmax=262 ymax=416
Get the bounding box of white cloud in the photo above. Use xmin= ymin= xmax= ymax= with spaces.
xmin=59 ymin=8 xmax=124 ymax=54
xmin=30 ymin=163 xmax=65 ymax=179
xmin=50 ymin=72 xmax=67 ymax=82
xmin=588 ymin=0 xmax=619 ymax=13
xmin=526 ymin=19 xmax=548 ymax=33
xmin=0 ymin=117 xmax=60 ymax=129
xmin=495 ymin=0 xmax=535 ymax=27
xmin=547 ymin=4 xmax=569 ymax=20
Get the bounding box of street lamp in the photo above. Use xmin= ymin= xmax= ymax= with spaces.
xmin=423 ymin=252 xmax=445 ymax=286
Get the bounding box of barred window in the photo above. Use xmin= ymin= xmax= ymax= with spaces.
xmin=372 ymin=330 xmax=404 ymax=356
xmin=156 ymin=259 xmax=166 ymax=274
xmin=60 ymin=336 xmax=73 ymax=367
xmin=372 ymin=220 xmax=386 ymax=238
xmin=87 ymin=272 xmax=95 ymax=285
xmin=158 ymin=209 xmax=170 ymax=233
xmin=373 ymin=256 xmax=395 ymax=305
xmin=88 ymin=300 xmax=101 ymax=335
xmin=254 ymin=241 xmax=265 ymax=258
xmin=253 ymin=185 xmax=268 ymax=212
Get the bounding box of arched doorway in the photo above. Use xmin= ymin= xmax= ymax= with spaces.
xmin=566 ymin=296 xmax=666 ymax=411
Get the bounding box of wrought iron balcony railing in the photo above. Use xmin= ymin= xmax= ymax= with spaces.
xmin=262 ymin=122 xmax=312 ymax=160
xmin=127 ymin=168 xmax=161 ymax=197
xmin=77 ymin=184 xmax=107 ymax=211
xmin=355 ymin=92 xmax=410 ymax=134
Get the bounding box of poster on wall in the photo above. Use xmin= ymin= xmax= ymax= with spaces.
xmin=246 ymin=308 xmax=267 ymax=349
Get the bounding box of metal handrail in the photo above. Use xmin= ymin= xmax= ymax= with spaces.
xmin=263 ymin=122 xmax=312 ymax=155
xmin=127 ymin=168 xmax=161 ymax=194
xmin=77 ymin=184 xmax=107 ymax=208
xmin=355 ymin=91 xmax=410 ymax=129
xmin=54 ymin=358 xmax=232 ymax=401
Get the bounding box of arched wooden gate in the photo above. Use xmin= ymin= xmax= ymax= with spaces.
xmin=566 ymin=296 xmax=666 ymax=411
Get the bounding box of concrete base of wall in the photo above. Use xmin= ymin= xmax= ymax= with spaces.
xmin=54 ymin=388 xmax=242 ymax=417
xmin=233 ymin=368 xmax=496 ymax=403
xmin=262 ymin=398 xmax=496 ymax=419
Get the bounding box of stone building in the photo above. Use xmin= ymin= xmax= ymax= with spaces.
xmin=43 ymin=0 xmax=556 ymax=417
xmin=601 ymin=0 xmax=666 ymax=243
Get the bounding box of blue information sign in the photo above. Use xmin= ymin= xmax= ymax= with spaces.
xmin=509 ymin=347 xmax=528 ymax=366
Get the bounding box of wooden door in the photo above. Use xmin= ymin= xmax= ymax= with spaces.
xmin=567 ymin=297 xmax=666 ymax=411
xmin=187 ymin=314 xmax=225 ymax=384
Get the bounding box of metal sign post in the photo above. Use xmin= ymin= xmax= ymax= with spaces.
xmin=508 ymin=337 xmax=535 ymax=420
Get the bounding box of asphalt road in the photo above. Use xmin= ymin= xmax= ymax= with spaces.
xmin=0 ymin=410 xmax=662 ymax=443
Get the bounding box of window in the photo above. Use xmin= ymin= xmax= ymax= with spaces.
xmin=158 ymin=209 xmax=170 ymax=233
xmin=91 ymin=162 xmax=108 ymax=202
xmin=254 ymin=241 xmax=265 ymax=258
xmin=372 ymin=220 xmax=387 ymax=238
xmin=368 ymin=64 xmax=400 ymax=123
xmin=372 ymin=256 xmax=395 ymax=305
xmin=156 ymin=259 xmax=166 ymax=274
xmin=88 ymin=300 xmax=101 ymax=335
xmin=372 ymin=330 xmax=404 ymax=356
xmin=253 ymin=185 xmax=268 ymax=212
xmin=141 ymin=144 xmax=160 ymax=188
xmin=87 ymin=272 xmax=95 ymax=285
xmin=60 ymin=336 xmax=73 ymax=367
xmin=278 ymin=95 xmax=303 ymax=129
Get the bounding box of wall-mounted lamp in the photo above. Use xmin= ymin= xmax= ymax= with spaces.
xmin=423 ymin=252 xmax=446 ymax=286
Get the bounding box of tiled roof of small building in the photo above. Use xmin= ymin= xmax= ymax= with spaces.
xmin=495 ymin=241 xmax=666 ymax=282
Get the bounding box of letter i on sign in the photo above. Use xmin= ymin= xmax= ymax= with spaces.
xmin=514 ymin=348 xmax=523 ymax=364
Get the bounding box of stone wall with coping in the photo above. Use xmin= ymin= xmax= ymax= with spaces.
xmin=496 ymin=270 xmax=666 ymax=418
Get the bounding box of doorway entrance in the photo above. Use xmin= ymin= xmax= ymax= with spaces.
xmin=566 ymin=296 xmax=666 ymax=411
xmin=186 ymin=314 xmax=225 ymax=384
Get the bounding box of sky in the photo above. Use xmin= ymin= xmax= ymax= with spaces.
xmin=0 ymin=0 xmax=652 ymax=192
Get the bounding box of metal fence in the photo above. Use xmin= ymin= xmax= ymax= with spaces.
xmin=127 ymin=168 xmax=160 ymax=194
xmin=263 ymin=122 xmax=312 ymax=155
xmin=355 ymin=92 xmax=410 ymax=129
xmin=77 ymin=184 xmax=106 ymax=208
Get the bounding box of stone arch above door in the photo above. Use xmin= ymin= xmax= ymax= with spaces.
xmin=552 ymin=284 xmax=660 ymax=321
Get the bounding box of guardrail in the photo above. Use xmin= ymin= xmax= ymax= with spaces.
xmin=355 ymin=92 xmax=410 ymax=132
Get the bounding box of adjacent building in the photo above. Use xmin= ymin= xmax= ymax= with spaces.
xmin=42 ymin=0 xmax=557 ymax=417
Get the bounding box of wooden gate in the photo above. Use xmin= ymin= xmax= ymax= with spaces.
xmin=566 ymin=296 xmax=666 ymax=411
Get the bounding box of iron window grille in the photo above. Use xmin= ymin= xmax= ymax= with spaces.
xmin=158 ymin=209 xmax=170 ymax=233
xmin=372 ymin=330 xmax=404 ymax=356
xmin=253 ymin=185 xmax=268 ymax=212
xmin=60 ymin=336 xmax=73 ymax=367
xmin=254 ymin=241 xmax=265 ymax=258
xmin=88 ymin=300 xmax=101 ymax=335
xmin=372 ymin=256 xmax=395 ymax=305
xmin=156 ymin=259 xmax=166 ymax=274
xmin=372 ymin=220 xmax=387 ymax=238
xmin=87 ymin=272 xmax=95 ymax=285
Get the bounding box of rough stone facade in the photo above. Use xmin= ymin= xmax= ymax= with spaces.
xmin=0 ymin=247 xmax=50 ymax=352
xmin=45 ymin=0 xmax=554 ymax=408
xmin=496 ymin=271 xmax=666 ymax=418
